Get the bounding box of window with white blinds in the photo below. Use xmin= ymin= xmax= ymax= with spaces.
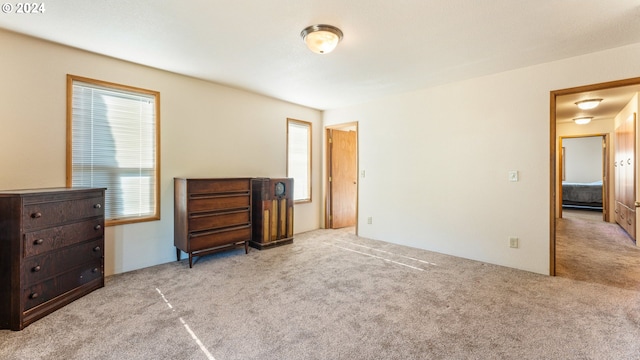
xmin=67 ymin=75 xmax=160 ymax=225
xmin=287 ymin=118 xmax=312 ymax=202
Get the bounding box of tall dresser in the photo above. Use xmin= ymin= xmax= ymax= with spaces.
xmin=174 ymin=178 xmax=252 ymax=268
xmin=0 ymin=187 xmax=105 ymax=331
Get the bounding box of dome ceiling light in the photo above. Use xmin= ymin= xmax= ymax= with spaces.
xmin=573 ymin=117 xmax=593 ymax=125
xmin=575 ymin=99 xmax=603 ymax=110
xmin=300 ymin=24 xmax=343 ymax=54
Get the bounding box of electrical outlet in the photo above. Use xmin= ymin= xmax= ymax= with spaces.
xmin=367 ymin=217 xmax=373 ymax=224
xmin=509 ymin=237 xmax=519 ymax=248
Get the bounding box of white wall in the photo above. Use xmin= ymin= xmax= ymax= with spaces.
xmin=562 ymin=137 xmax=603 ymax=183
xmin=324 ymin=42 xmax=640 ymax=275
xmin=0 ymin=29 xmax=322 ymax=275
xmin=5 ymin=28 xmax=640 ymax=277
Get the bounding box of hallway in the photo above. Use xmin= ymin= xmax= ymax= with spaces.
xmin=556 ymin=209 xmax=640 ymax=290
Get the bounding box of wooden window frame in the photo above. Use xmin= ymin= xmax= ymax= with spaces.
xmin=66 ymin=74 xmax=161 ymax=226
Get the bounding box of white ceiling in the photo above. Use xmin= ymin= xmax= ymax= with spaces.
xmin=2 ymin=1 xmax=640 ymax=110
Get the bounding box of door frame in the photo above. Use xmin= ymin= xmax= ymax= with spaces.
xmin=550 ymin=77 xmax=640 ymax=276
xmin=557 ymin=134 xmax=610 ymax=222
xmin=324 ymin=122 xmax=359 ymax=233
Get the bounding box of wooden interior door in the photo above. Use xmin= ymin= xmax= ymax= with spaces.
xmin=329 ymin=129 xmax=357 ymax=228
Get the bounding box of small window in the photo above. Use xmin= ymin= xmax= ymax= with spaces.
xmin=67 ymin=75 xmax=160 ymax=225
xmin=287 ymin=119 xmax=312 ymax=203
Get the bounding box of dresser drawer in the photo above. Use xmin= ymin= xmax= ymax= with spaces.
xmin=22 ymin=196 xmax=104 ymax=230
xmin=22 ymin=239 xmax=103 ymax=286
xmin=189 ymin=194 xmax=250 ymax=212
xmin=24 ymin=219 xmax=104 ymax=258
xmin=174 ymin=179 xmax=251 ymax=268
xmin=188 ymin=178 xmax=250 ymax=194
xmin=23 ymin=260 xmax=103 ymax=310
xmin=0 ymin=187 xmax=105 ymax=330
xmin=188 ymin=210 xmax=250 ymax=232
xmin=190 ymin=225 xmax=251 ymax=251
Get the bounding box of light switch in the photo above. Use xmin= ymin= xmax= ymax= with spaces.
xmin=361 ymin=170 xmax=366 ymax=178
xmin=509 ymin=170 xmax=519 ymax=182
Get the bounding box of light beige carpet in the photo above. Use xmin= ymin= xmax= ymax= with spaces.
xmin=562 ymin=208 xmax=603 ymax=222
xmin=1 ymin=228 xmax=639 ymax=359
xmin=556 ymin=210 xmax=640 ymax=290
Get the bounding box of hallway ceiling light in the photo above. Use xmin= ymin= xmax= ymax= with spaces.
xmin=575 ymin=99 xmax=602 ymax=110
xmin=573 ymin=117 xmax=593 ymax=125
xmin=300 ymin=24 xmax=343 ymax=54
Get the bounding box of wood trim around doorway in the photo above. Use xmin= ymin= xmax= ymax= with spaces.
xmin=550 ymin=76 xmax=640 ymax=276
xmin=557 ymin=134 xmax=610 ymax=222
xmin=324 ymin=122 xmax=359 ymax=234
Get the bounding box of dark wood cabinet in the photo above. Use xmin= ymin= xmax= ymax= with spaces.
xmin=250 ymin=178 xmax=294 ymax=249
xmin=174 ymin=178 xmax=251 ymax=267
xmin=0 ymin=187 xmax=105 ymax=330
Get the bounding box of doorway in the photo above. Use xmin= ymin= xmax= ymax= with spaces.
xmin=550 ymin=77 xmax=640 ymax=276
xmin=558 ymin=135 xmax=609 ymax=222
xmin=325 ymin=122 xmax=358 ymax=232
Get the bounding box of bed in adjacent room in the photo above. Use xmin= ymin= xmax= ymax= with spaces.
xmin=562 ymin=180 xmax=603 ymax=209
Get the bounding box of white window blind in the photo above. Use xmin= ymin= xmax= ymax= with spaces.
xmin=287 ymin=119 xmax=312 ymax=202
xmin=69 ymin=77 xmax=159 ymax=224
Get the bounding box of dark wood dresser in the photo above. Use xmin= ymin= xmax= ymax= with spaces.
xmin=174 ymin=178 xmax=252 ymax=267
xmin=0 ymin=187 xmax=105 ymax=330
xmin=250 ymin=178 xmax=294 ymax=249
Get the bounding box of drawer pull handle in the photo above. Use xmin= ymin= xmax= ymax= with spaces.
xmin=93 ymin=246 xmax=101 ymax=252
xmin=31 ymin=212 xmax=42 ymax=219
xmin=94 ymin=203 xmax=102 ymax=209
xmin=32 ymin=265 xmax=41 ymax=272
xmin=94 ymin=225 xmax=101 ymax=230
xmin=92 ymin=268 xmax=99 ymax=273
xmin=29 ymin=292 xmax=39 ymax=299
xmin=34 ymin=238 xmax=44 ymax=245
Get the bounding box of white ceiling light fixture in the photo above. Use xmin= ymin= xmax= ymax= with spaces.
xmin=573 ymin=116 xmax=593 ymax=125
xmin=300 ymin=24 xmax=343 ymax=54
xmin=575 ymin=99 xmax=603 ymax=110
